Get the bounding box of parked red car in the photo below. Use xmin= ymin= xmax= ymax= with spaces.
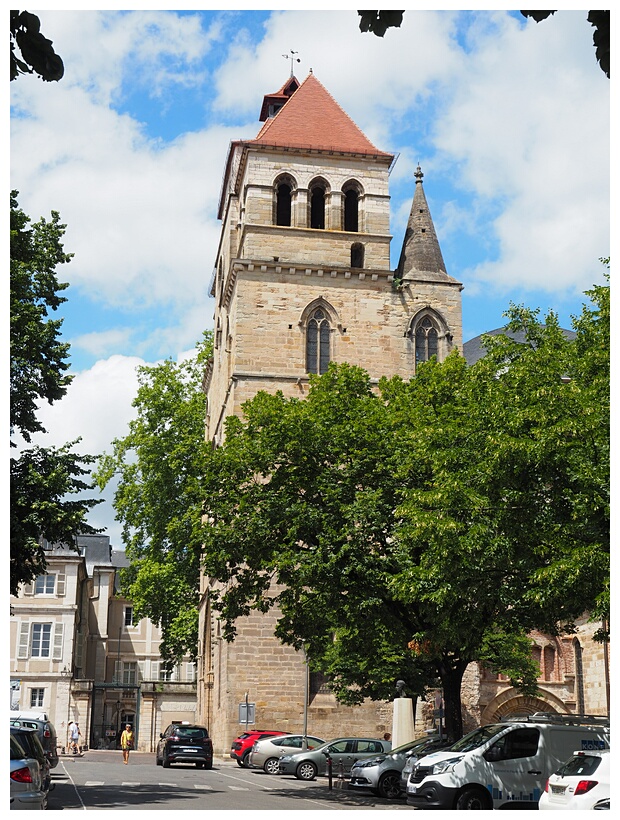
xmin=230 ymin=730 xmax=286 ymax=767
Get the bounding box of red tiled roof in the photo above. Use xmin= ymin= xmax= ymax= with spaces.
xmin=251 ymin=72 xmax=392 ymax=159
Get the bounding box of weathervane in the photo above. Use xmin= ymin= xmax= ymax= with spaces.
xmin=282 ymin=50 xmax=300 ymax=77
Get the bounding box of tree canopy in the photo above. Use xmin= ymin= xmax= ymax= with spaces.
xmin=10 ymin=192 xmax=100 ymax=594
xmin=95 ymin=334 xmax=213 ymax=667
xmin=199 ymin=279 xmax=608 ymax=739
xmin=358 ymin=10 xmax=610 ymax=78
xmin=98 ymin=270 xmax=608 ymax=738
xmin=10 ymin=10 xmax=64 ymax=82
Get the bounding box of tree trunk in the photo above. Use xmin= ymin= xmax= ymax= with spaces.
xmin=437 ymin=658 xmax=469 ymax=742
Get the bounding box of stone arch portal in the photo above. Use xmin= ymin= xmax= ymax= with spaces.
xmin=480 ymin=689 xmax=570 ymax=726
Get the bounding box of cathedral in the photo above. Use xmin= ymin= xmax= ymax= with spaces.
xmin=197 ymin=73 xmax=608 ymax=755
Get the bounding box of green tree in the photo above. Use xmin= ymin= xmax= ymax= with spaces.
xmin=10 ymin=10 xmax=64 ymax=82
xmin=95 ymin=334 xmax=213 ymax=667
xmin=200 ymin=281 xmax=608 ymax=739
xmin=10 ymin=191 xmax=100 ymax=594
xmin=358 ymin=10 xmax=610 ymax=78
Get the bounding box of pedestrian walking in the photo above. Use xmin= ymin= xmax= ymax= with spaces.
xmin=120 ymin=723 xmax=134 ymax=764
xmin=70 ymin=722 xmax=82 ymax=754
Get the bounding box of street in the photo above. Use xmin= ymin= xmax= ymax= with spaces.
xmin=47 ymin=751 xmax=412 ymax=811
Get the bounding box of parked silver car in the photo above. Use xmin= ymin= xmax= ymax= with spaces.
xmin=249 ymin=733 xmax=325 ymax=774
xmin=10 ymin=733 xmax=47 ymax=810
xmin=350 ymin=735 xmax=451 ymax=799
xmin=278 ymin=737 xmax=392 ymax=781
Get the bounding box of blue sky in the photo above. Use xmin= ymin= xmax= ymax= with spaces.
xmin=10 ymin=5 xmax=611 ymax=546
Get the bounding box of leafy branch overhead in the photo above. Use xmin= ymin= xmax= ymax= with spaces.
xmin=357 ymin=10 xmax=610 ymax=78
xmin=10 ymin=10 xmax=64 ymax=82
xmin=10 ymin=192 xmax=101 ymax=595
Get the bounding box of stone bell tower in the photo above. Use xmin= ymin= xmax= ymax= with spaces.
xmin=199 ymin=72 xmax=462 ymax=754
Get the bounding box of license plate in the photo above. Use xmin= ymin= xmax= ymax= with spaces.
xmin=182 ymin=748 xmax=199 ymax=752
xmin=408 ymin=785 xmax=418 ymax=794
xmin=551 ymin=785 xmax=566 ymax=795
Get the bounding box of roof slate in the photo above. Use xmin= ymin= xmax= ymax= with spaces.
xmin=251 ymin=72 xmax=392 ymax=159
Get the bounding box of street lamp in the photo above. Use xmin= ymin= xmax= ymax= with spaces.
xmin=60 ymin=665 xmax=72 ymax=753
xmin=301 ymin=642 xmax=309 ymax=750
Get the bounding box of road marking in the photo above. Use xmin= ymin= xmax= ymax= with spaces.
xmin=158 ymin=782 xmax=176 ymax=787
xmin=194 ymin=784 xmax=213 ymax=790
xmin=122 ymin=782 xmax=140 ymax=786
xmin=229 ymin=786 xmax=250 ymax=791
xmin=84 ymin=781 xmax=105 ymax=786
xmin=60 ymin=760 xmax=87 ymax=810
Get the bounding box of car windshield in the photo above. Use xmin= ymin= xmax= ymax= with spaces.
xmin=391 ymin=738 xmax=437 ymax=756
xmin=175 ymin=727 xmax=207 ymax=739
xmin=449 ymin=725 xmax=503 ymax=753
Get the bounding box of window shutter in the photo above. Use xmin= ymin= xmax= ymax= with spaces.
xmin=18 ymin=622 xmax=30 ymax=658
xmin=23 ymin=583 xmax=34 ymax=597
xmin=114 ymin=660 xmax=121 ymax=684
xmin=52 ymin=623 xmax=64 ymax=660
xmin=138 ymin=661 xmax=145 ymax=682
xmin=56 ymin=573 xmax=66 ymax=597
xmin=151 ymin=661 xmax=159 ymax=681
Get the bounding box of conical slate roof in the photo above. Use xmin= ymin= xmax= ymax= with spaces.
xmin=251 ymin=72 xmax=393 ymax=159
xmin=397 ymin=165 xmax=452 ymax=282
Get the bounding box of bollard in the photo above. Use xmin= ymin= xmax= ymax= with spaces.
xmin=326 ymin=754 xmax=333 ymax=790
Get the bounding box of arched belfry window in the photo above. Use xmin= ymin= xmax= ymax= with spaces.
xmin=415 ymin=316 xmax=439 ymax=365
xmin=309 ymin=178 xmax=329 ymax=230
xmin=342 ymin=181 xmax=362 ymax=232
xmin=277 ymin=183 xmax=291 ymax=226
xmin=274 ymin=174 xmax=296 ymax=227
xmin=306 ymin=306 xmax=331 ymax=374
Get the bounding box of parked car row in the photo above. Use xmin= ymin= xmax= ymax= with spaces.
xmin=230 ymin=713 xmax=610 ymax=810
xmin=10 ymin=710 xmax=60 ymax=811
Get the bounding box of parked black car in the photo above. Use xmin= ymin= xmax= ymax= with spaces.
xmin=156 ymin=722 xmax=213 ymax=769
xmin=10 ymin=726 xmax=52 ymax=794
xmin=10 ymin=715 xmax=59 ymax=770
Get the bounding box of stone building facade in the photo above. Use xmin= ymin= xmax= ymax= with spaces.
xmin=10 ymin=535 xmax=197 ymax=753
xmin=198 ymin=72 xmax=608 ymax=755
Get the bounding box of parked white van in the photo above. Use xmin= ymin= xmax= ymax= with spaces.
xmin=406 ymin=713 xmax=609 ymax=810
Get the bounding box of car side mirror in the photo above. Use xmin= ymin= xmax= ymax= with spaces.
xmin=159 ymin=733 xmax=164 ymax=739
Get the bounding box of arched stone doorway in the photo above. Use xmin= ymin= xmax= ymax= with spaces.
xmin=480 ymin=689 xmax=570 ymax=726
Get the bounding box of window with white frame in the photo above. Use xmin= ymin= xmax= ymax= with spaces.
xmin=30 ymin=688 xmax=44 ymax=708
xmin=119 ymin=661 xmax=137 ymax=685
xmin=124 ymin=606 xmax=134 ymax=627
xmin=34 ymin=574 xmax=55 ymax=594
xmin=31 ymin=623 xmax=52 ymax=657
xmin=17 ymin=622 xmax=63 ymax=660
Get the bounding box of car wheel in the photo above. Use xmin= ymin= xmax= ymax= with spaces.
xmin=455 ymin=786 xmax=492 ymax=810
xmin=196 ymin=762 xmax=204 ymax=768
xmin=264 ymin=757 xmax=281 ymax=775
xmin=156 ymin=755 xmax=162 ymax=766
xmin=241 ymin=750 xmax=252 ymax=768
xmin=236 ymin=757 xmax=244 ymax=767
xmin=377 ymin=771 xmax=402 ymax=800
xmin=162 ymin=752 xmax=171 ymax=769
xmin=296 ymin=761 xmax=318 ymax=781
xmin=205 ymin=760 xmax=213 ymax=770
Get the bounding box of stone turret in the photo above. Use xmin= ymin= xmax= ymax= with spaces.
xmin=397 ymin=164 xmax=450 ymax=281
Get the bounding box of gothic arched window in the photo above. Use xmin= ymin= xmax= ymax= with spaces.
xmin=415 ymin=316 xmax=439 ymax=365
xmin=306 ymin=307 xmax=331 ymax=374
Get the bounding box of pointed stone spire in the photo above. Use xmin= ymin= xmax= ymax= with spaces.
xmin=397 ymin=165 xmax=450 ymax=281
